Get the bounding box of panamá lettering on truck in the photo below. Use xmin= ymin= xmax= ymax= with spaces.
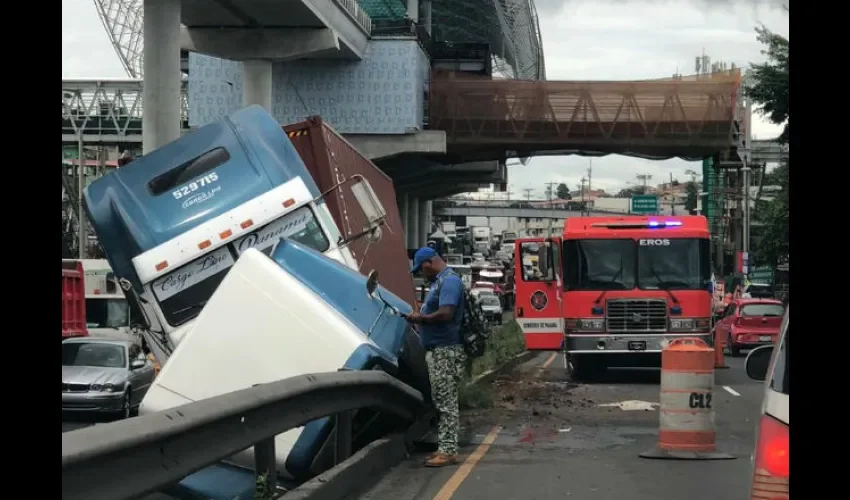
xmin=513 ymin=217 xmax=712 ymax=377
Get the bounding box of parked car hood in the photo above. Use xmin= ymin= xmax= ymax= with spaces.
xmin=62 ymin=366 xmax=128 ymax=386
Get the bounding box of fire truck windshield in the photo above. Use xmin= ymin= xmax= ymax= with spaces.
xmin=563 ymin=239 xmax=635 ymax=290
xmin=563 ymin=238 xmax=710 ymax=291
xmin=637 ymin=238 xmax=710 ymax=290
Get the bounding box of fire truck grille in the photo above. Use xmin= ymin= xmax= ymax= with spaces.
xmin=606 ymin=299 xmax=668 ymax=333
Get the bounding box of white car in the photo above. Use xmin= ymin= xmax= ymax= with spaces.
xmin=478 ymin=294 xmax=503 ymax=324
xmin=744 ymin=307 xmax=789 ymax=499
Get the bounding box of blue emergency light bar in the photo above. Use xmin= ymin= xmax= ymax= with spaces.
xmin=591 ymin=219 xmax=683 ymax=229
xmin=648 ymin=220 xmax=682 ymax=228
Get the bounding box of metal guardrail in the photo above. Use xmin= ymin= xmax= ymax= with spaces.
xmin=62 ymin=371 xmax=424 ymax=500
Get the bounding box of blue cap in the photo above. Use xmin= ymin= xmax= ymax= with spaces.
xmin=410 ymin=247 xmax=438 ymax=274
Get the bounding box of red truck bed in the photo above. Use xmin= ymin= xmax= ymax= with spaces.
xmin=62 ymin=260 xmax=87 ymax=339
xmin=284 ymin=117 xmax=416 ymax=306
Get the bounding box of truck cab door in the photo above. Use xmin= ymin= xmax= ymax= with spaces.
xmin=514 ymin=237 xmax=564 ymax=350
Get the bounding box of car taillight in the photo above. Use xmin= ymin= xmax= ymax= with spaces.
xmin=751 ymin=414 xmax=789 ymax=499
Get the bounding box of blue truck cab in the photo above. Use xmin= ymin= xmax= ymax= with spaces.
xmin=83 ymin=106 xmax=384 ymax=363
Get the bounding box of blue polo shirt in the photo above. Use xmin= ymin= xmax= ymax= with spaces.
xmin=419 ymin=268 xmax=465 ymax=350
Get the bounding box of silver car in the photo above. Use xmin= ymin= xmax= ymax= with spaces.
xmin=62 ymin=337 xmax=156 ymax=419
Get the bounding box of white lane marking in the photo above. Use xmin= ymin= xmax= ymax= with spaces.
xmin=722 ymin=385 xmax=741 ymax=397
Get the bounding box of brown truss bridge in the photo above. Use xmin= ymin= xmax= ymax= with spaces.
xmin=428 ymin=71 xmax=742 ymax=162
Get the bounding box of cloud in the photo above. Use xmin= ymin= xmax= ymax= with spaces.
xmin=62 ymin=0 xmax=127 ymax=79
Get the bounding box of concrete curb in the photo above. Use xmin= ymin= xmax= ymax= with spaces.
xmin=467 ymin=351 xmax=537 ymax=387
xmin=284 ymin=435 xmax=407 ymax=500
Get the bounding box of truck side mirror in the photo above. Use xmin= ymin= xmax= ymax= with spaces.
xmin=538 ymin=241 xmax=556 ymax=282
xmin=350 ymin=177 xmax=388 ymax=232
xmin=538 ymin=244 xmax=550 ymax=279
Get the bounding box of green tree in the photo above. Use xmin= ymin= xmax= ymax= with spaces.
xmin=684 ymin=181 xmax=699 ymax=212
xmin=748 ymin=26 xmax=789 ymax=268
xmin=748 ymin=26 xmax=789 ymax=143
xmin=556 ymin=183 xmax=570 ymax=200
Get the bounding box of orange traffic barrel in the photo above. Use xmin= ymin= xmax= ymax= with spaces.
xmin=640 ymin=337 xmax=735 ymax=460
xmin=713 ymin=327 xmax=729 ymax=370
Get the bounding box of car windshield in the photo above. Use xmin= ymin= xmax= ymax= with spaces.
xmin=152 ymin=206 xmax=328 ymax=327
xmin=85 ymin=298 xmax=131 ymax=328
xmin=563 ymin=239 xmax=635 ymax=290
xmin=481 ymin=296 xmax=501 ymax=306
xmin=62 ymin=342 xmax=126 ymax=369
xmin=637 ymin=238 xmax=710 ymax=290
xmin=740 ymin=303 xmax=785 ymax=317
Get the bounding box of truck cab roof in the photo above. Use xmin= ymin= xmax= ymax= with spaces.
xmin=84 ymin=106 xmax=320 ymax=289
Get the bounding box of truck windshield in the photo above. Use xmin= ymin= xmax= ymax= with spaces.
xmin=563 ymin=239 xmax=635 ymax=290
xmin=637 ymin=238 xmax=710 ymax=290
xmin=151 ymin=206 xmax=329 ymax=327
xmin=563 ymin=237 xmax=710 ymax=291
xmin=85 ymin=298 xmax=131 ymax=329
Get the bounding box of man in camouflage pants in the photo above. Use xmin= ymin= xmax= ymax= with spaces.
xmin=407 ymin=247 xmax=467 ymax=467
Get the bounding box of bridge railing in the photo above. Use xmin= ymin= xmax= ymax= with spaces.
xmin=428 ymin=71 xmax=742 ymax=159
xmin=62 ymin=370 xmax=424 ymax=500
xmin=62 ymin=80 xmax=189 ymax=141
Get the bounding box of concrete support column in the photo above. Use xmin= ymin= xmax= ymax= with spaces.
xmin=409 ymin=197 xmax=420 ymax=249
xmin=407 ymin=0 xmax=420 ymax=23
xmin=418 ymin=199 xmax=431 ymax=247
xmin=421 ymin=0 xmax=432 ymax=34
xmin=243 ymin=60 xmax=274 ymax=112
xmin=143 ymin=0 xmax=182 ymax=154
xmin=398 ymin=192 xmax=410 ymax=249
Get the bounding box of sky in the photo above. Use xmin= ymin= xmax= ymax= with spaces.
xmin=62 ymin=0 xmax=789 ymax=197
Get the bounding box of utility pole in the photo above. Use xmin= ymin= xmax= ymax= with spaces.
xmin=77 ymin=138 xmax=87 ymax=259
xmin=669 ymin=172 xmax=675 ymax=216
xmin=580 ymin=177 xmax=588 ymax=216
xmin=587 ymin=158 xmax=593 ymax=196
xmin=544 ymin=182 xmax=557 ymax=237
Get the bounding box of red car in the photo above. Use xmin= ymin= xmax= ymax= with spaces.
xmin=714 ymin=299 xmax=785 ymax=356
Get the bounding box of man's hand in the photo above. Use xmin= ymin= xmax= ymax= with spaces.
xmin=405 ymin=312 xmax=423 ymax=324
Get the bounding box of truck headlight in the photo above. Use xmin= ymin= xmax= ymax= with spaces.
xmin=670 ymin=318 xmax=710 ymax=332
xmin=576 ymin=318 xmax=604 ymax=331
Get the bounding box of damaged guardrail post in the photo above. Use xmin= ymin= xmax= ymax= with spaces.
xmin=334 ymin=410 xmax=353 ymax=465
xmin=254 ymin=437 xmax=277 ymax=492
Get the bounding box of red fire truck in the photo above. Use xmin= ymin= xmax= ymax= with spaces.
xmin=514 ymin=216 xmax=713 ymax=378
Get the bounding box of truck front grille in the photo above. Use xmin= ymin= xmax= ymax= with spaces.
xmin=606 ymin=299 xmax=668 ymax=333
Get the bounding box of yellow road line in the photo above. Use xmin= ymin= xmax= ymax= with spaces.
xmin=537 ymin=352 xmax=557 ymax=377
xmin=432 ymin=425 xmax=502 ymax=500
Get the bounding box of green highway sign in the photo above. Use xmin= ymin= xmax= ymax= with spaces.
xmin=748 ymin=266 xmax=775 ymax=285
xmin=630 ymin=195 xmax=659 ymax=214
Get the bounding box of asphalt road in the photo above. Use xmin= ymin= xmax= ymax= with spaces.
xmin=358 ymin=351 xmax=763 ymax=500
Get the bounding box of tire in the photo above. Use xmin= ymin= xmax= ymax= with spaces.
xmin=118 ymin=390 xmax=132 ymax=420
xmin=727 ymin=333 xmax=741 ymax=357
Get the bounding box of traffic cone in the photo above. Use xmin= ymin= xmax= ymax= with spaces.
xmin=713 ymin=330 xmax=729 ymax=370
xmin=640 ymin=338 xmax=735 ymax=460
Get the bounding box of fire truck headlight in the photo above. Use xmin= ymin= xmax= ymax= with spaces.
xmin=670 ymin=319 xmax=695 ymax=330
xmin=577 ymin=318 xmax=604 ymax=331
